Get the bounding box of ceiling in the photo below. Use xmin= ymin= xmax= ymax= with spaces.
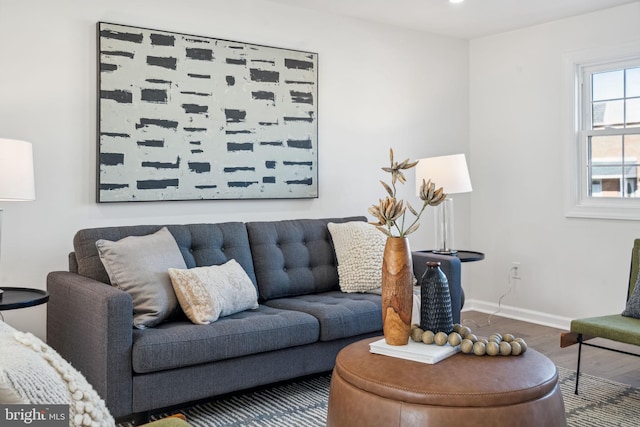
xmin=268 ymin=0 xmax=638 ymax=39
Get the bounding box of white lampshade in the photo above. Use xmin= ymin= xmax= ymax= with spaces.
xmin=0 ymin=138 xmax=36 ymax=201
xmin=415 ymin=153 xmax=472 ymax=195
xmin=415 ymin=153 xmax=471 ymax=254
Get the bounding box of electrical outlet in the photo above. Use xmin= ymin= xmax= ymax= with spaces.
xmin=511 ymin=262 xmax=521 ymax=280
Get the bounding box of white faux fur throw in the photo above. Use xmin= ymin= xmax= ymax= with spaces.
xmin=0 ymin=320 xmax=115 ymax=427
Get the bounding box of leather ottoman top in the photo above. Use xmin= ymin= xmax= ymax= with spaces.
xmin=335 ymin=337 xmax=559 ymax=408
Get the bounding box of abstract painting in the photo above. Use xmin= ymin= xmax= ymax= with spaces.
xmin=97 ymin=22 xmax=318 ymax=202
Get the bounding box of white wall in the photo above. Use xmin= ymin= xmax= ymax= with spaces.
xmin=468 ymin=2 xmax=640 ymax=328
xmin=0 ymin=0 xmax=469 ymax=338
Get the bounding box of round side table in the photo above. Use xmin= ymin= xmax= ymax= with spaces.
xmin=419 ymin=249 xmax=485 ymax=262
xmin=0 ymin=287 xmax=49 ymax=320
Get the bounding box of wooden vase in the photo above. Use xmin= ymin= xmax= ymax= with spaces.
xmin=381 ymin=236 xmax=414 ymax=346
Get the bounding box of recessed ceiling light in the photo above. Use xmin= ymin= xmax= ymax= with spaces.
xmin=450 ymin=0 xmax=464 ymax=3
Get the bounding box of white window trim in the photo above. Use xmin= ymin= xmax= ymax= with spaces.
xmin=564 ymin=41 xmax=640 ymax=221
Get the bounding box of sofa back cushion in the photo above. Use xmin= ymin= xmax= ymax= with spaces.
xmin=246 ymin=217 xmax=366 ymax=301
xmin=72 ymin=222 xmax=257 ymax=287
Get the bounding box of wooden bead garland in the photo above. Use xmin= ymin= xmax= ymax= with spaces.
xmin=409 ymin=323 xmax=528 ymax=356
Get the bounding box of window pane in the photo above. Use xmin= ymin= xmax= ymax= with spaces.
xmin=592 ymin=100 xmax=624 ymax=128
xmin=590 ymin=173 xmax=622 ymax=197
xmin=624 ymin=171 xmax=640 ymax=197
xmin=625 ymin=168 xmax=640 ymax=197
xmin=623 ymin=134 xmax=640 ymax=197
xmin=589 ymin=135 xmax=640 ymax=198
xmin=591 ymin=166 xmax=622 ymax=197
xmin=627 ymin=98 xmax=640 ymax=127
xmin=628 ymin=67 xmax=640 ymax=98
xmin=593 ymin=70 xmax=624 ymax=101
xmin=590 ymin=135 xmax=622 ymax=197
xmin=625 ymin=134 xmax=640 ymax=164
xmin=591 ymin=135 xmax=622 ymax=160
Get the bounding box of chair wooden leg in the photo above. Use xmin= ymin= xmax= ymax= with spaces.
xmin=575 ymin=333 xmax=583 ymax=395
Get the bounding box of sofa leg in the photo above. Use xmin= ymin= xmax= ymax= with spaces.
xmin=575 ymin=333 xmax=583 ymax=395
xmin=133 ymin=412 xmax=150 ymax=425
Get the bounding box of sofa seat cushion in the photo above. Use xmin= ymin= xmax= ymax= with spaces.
xmin=131 ymin=305 xmax=319 ymax=374
xmin=264 ymin=291 xmax=382 ymax=342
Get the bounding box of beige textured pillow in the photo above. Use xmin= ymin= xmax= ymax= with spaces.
xmin=96 ymin=227 xmax=187 ymax=329
xmin=168 ymin=259 xmax=259 ymax=325
xmin=328 ymin=221 xmax=387 ymax=293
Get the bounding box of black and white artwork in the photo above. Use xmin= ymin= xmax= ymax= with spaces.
xmin=97 ymin=22 xmax=318 ymax=202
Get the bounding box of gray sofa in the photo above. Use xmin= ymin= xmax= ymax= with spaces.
xmin=46 ymin=216 xmax=462 ymax=421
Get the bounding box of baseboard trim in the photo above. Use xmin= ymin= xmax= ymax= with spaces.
xmin=462 ymin=299 xmax=572 ymax=331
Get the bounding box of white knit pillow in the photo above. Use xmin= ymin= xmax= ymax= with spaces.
xmin=328 ymin=221 xmax=387 ymax=293
xmin=0 ymin=320 xmax=115 ymax=426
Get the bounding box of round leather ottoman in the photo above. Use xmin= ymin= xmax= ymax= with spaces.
xmin=327 ymin=337 xmax=566 ymax=427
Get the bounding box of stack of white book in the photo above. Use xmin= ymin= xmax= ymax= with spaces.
xmin=369 ymin=338 xmax=460 ymax=364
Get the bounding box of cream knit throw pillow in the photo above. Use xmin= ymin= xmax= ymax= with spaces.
xmin=0 ymin=321 xmax=115 ymax=426
xmin=328 ymin=221 xmax=387 ymax=293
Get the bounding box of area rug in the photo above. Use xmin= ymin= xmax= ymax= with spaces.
xmin=557 ymin=366 xmax=640 ymax=427
xmin=118 ymin=375 xmax=331 ymax=427
xmin=119 ymin=366 xmax=640 ymax=426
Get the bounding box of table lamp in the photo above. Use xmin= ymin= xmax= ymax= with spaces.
xmin=0 ymin=138 xmax=36 ymax=298
xmin=416 ymin=154 xmax=472 ymax=254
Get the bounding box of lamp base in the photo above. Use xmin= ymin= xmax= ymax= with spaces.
xmin=434 ymin=198 xmax=456 ymax=257
xmin=432 ymin=249 xmax=458 ymax=255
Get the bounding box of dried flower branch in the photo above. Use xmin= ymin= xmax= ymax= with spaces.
xmin=369 ymin=148 xmax=446 ymax=237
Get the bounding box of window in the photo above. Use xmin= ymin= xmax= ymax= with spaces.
xmin=565 ymin=43 xmax=640 ymax=220
xmin=585 ymin=64 xmax=640 ymax=198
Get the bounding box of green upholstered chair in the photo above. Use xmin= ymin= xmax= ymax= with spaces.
xmin=567 ymin=238 xmax=640 ymax=394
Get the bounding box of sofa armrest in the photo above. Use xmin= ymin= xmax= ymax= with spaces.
xmin=46 ymin=271 xmax=133 ymax=418
xmin=412 ymin=251 xmax=463 ymax=324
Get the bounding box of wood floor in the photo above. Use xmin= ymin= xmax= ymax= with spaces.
xmin=460 ymin=310 xmax=640 ymax=388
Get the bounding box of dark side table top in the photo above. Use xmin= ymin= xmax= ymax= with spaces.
xmin=0 ymin=287 xmax=49 ymax=311
xmin=418 ymin=250 xmax=485 ymax=262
